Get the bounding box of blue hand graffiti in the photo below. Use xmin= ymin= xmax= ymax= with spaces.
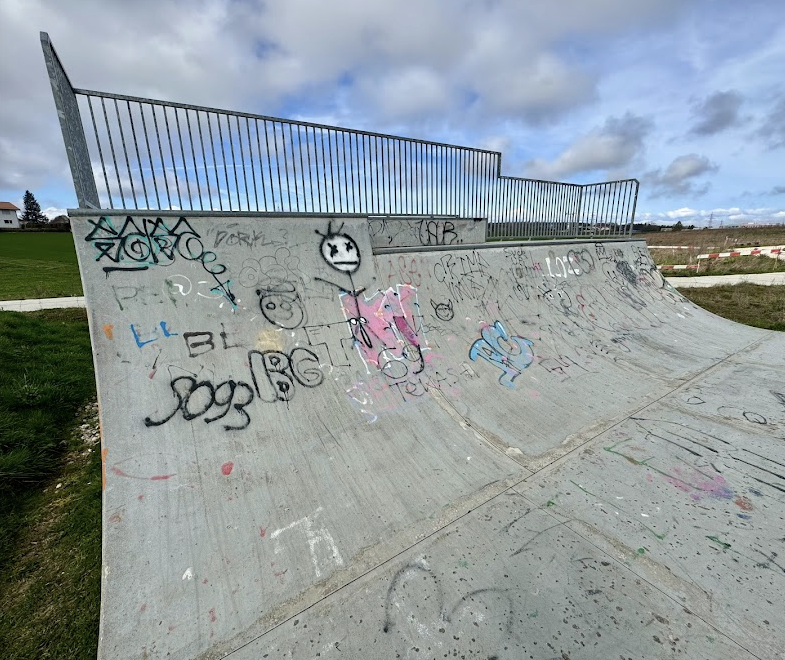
xmin=469 ymin=321 xmax=534 ymax=388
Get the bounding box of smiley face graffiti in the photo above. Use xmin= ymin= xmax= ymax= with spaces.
xmin=317 ymin=221 xmax=360 ymax=273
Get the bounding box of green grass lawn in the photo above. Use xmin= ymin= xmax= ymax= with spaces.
xmin=680 ymin=283 xmax=785 ymax=331
xmin=0 ymin=233 xmax=83 ymax=300
xmin=0 ymin=308 xmax=100 ymax=659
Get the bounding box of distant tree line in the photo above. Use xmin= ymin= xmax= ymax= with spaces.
xmin=633 ymin=221 xmax=695 ymax=233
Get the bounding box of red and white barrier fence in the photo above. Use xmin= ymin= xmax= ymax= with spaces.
xmin=658 ymin=264 xmax=699 ymax=271
xmin=696 ymin=246 xmax=783 ymax=259
xmin=656 ymin=245 xmax=783 ymax=271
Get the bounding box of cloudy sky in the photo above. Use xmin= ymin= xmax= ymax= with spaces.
xmin=1 ymin=0 xmax=784 ymax=226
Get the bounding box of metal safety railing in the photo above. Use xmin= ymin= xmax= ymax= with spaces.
xmin=41 ymin=32 xmax=638 ymax=239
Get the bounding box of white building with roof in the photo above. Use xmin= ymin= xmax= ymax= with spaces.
xmin=0 ymin=202 xmax=21 ymax=229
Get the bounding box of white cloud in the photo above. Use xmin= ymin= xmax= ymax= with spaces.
xmin=644 ymin=153 xmax=718 ymax=198
xmin=523 ymin=113 xmax=651 ymax=179
xmin=688 ymin=90 xmax=743 ymax=135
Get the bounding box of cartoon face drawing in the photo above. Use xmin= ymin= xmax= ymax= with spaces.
xmin=256 ymin=281 xmax=305 ymax=329
xmin=316 ymin=221 xmax=361 ymax=273
xmin=320 ymin=232 xmax=360 ymax=272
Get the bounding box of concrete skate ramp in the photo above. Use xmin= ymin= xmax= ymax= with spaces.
xmin=71 ymin=212 xmax=785 ymax=659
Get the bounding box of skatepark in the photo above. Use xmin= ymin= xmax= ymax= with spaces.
xmin=41 ymin=33 xmax=785 ymax=659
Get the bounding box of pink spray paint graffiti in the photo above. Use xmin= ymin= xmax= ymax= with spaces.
xmin=340 ymin=284 xmax=430 ymax=379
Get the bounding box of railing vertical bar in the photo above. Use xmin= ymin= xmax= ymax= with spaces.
xmin=334 ymin=130 xmax=343 ymax=213
xmin=629 ymin=181 xmax=638 ymax=235
xmin=87 ymin=96 xmax=112 ymax=207
xmin=340 ymin=130 xmax=348 ymax=213
xmin=325 ymin=129 xmax=335 ymax=212
xmin=415 ymin=141 xmax=421 ymax=215
xmin=253 ymin=119 xmax=266 ymax=211
xmin=245 ymin=118 xmax=258 ymax=211
xmin=368 ymin=135 xmax=375 ymax=214
xmin=280 ymin=121 xmax=292 ymax=211
xmin=461 ymin=149 xmax=467 ymax=218
xmin=185 ymin=110 xmax=203 ymax=211
xmin=161 ymin=106 xmax=182 ymax=209
xmin=401 ymin=138 xmax=407 ymax=213
xmin=361 ymin=134 xmax=368 ymax=214
xmin=171 ymin=107 xmax=192 ymax=210
xmin=626 ymin=181 xmax=634 ymax=234
xmin=100 ymin=97 xmax=125 ymax=208
xmin=401 ymin=140 xmax=412 ymax=215
xmin=508 ymin=179 xmax=514 ymax=239
xmin=296 ymin=125 xmax=306 ymax=212
xmin=216 ymin=113 xmax=232 ymax=210
xmin=229 ymin=115 xmax=244 ymax=211
xmin=273 ymin=122 xmax=288 ymax=212
xmin=311 ymin=127 xmax=321 ymax=213
xmin=349 ymin=131 xmax=357 ymax=213
xmin=263 ymin=120 xmax=276 ymax=211
xmin=319 ymin=128 xmax=328 ymax=213
xmin=125 ymin=101 xmax=148 ymax=208
xmin=138 ymin=103 xmax=161 ymax=209
xmin=205 ymin=112 xmax=221 ymax=211
xmin=235 ymin=116 xmax=249 ymax=211
xmin=113 ymin=98 xmax=137 ymax=208
xmin=281 ymin=122 xmax=300 ymax=211
xmin=303 ymin=126 xmax=313 ymax=213
xmin=392 ymin=138 xmax=397 ymax=213
xmin=477 ymin=152 xmax=484 ymax=220
xmin=382 ymin=138 xmax=392 ymax=213
xmin=423 ymin=143 xmax=429 ymax=215
xmin=111 ymin=100 xmax=134 ymax=209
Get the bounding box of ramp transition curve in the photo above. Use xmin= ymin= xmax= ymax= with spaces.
xmin=70 ymin=213 xmax=785 ymax=659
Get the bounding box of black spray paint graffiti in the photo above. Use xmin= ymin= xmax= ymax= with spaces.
xmin=383 ymin=563 xmax=513 ymax=658
xmin=144 ymin=348 xmax=324 ymax=429
xmin=182 ymin=324 xmax=241 ymax=358
xmin=469 ymin=321 xmax=534 ymax=388
xmin=314 ymin=221 xmax=372 ymax=348
xmin=256 ymin=281 xmax=305 ymax=329
xmin=144 ymin=376 xmax=255 ymax=431
xmin=240 ymin=248 xmax=309 ymax=328
xmin=430 ymin=299 xmax=455 ymax=322
xmin=85 ymin=216 xmax=235 ymax=305
xmin=248 ymin=348 xmax=324 ymax=402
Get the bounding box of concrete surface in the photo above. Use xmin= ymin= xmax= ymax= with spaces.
xmin=368 ymin=216 xmax=486 ymax=248
xmin=667 ymin=271 xmax=785 ymax=287
xmin=0 ymin=295 xmax=85 ymax=311
xmin=69 ymin=211 xmax=785 ymax=660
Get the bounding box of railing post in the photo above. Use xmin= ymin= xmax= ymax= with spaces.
xmin=40 ymin=32 xmax=99 ymax=209
xmin=629 ymin=179 xmax=639 ymax=237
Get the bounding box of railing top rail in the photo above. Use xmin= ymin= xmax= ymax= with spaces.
xmin=72 ymin=87 xmax=503 ymax=157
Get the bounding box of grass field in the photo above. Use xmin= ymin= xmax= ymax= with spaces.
xmin=0 ymin=308 xmax=99 ymax=660
xmin=681 ymin=283 xmax=785 ymax=331
xmin=638 ymin=225 xmax=785 ymax=249
xmin=0 ymin=232 xmax=83 ymax=300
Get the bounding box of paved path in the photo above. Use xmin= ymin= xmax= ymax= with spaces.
xmin=0 ymin=296 xmax=85 ymax=311
xmin=667 ymin=271 xmax=785 ymax=287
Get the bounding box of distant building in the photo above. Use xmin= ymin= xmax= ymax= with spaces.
xmin=0 ymin=202 xmax=20 ymax=229
xmin=50 ymin=214 xmax=71 ymax=229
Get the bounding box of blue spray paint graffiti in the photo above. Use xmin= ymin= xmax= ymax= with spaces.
xmin=469 ymin=321 xmax=534 ymax=388
xmin=131 ymin=321 xmax=179 ymax=348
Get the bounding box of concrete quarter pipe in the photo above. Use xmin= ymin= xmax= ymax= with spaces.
xmin=72 ymin=213 xmax=785 ymax=659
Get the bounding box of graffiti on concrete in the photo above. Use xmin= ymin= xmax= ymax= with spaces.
xmin=469 ymin=321 xmax=534 ymax=388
